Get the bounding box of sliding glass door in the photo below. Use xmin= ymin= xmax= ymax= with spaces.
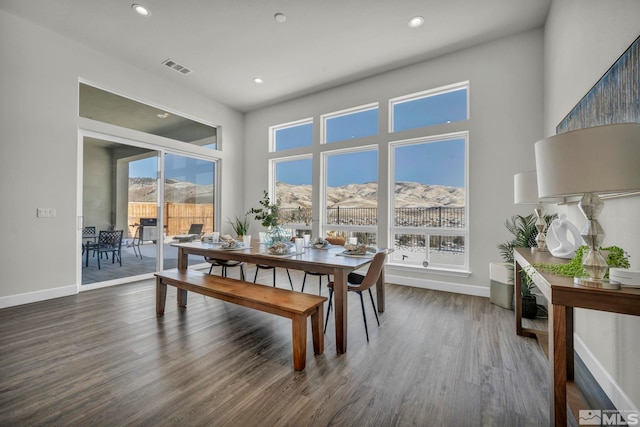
xmin=82 ymin=137 xmax=160 ymax=285
xmin=82 ymin=138 xmax=217 ymax=286
xmin=163 ymin=153 xmax=216 ymax=269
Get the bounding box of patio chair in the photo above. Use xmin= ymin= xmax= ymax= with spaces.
xmin=86 ymin=230 xmax=124 ymax=269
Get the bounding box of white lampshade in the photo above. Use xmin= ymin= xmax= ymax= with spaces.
xmin=514 ymin=171 xmax=563 ymax=204
xmin=535 ymin=123 xmax=640 ymax=198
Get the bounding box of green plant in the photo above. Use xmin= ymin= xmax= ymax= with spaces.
xmin=533 ymin=245 xmax=630 ymax=278
xmin=249 ymin=190 xmax=280 ymax=228
xmin=497 ymin=213 xmax=557 ymax=295
xmin=228 ymin=215 xmax=249 ymax=237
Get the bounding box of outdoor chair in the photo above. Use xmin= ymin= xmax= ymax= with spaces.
xmin=324 ymin=251 xmax=386 ymax=341
xmin=86 ymin=230 xmax=123 ymax=269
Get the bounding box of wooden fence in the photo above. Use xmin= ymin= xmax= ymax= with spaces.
xmin=128 ymin=202 xmax=214 ymax=238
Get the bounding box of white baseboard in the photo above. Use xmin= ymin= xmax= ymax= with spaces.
xmin=0 ymin=285 xmax=77 ymax=309
xmin=385 ymin=274 xmax=490 ymax=298
xmin=574 ymin=334 xmax=639 ymax=414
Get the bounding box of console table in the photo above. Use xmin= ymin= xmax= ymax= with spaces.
xmin=513 ymin=248 xmax=640 ymax=426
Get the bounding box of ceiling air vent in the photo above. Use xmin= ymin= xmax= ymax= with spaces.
xmin=161 ymin=59 xmax=193 ymax=75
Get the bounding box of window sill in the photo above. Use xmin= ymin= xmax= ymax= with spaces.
xmin=386 ymin=262 xmax=472 ymax=278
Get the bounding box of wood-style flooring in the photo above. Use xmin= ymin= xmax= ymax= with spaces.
xmin=0 ymin=268 xmax=549 ymax=426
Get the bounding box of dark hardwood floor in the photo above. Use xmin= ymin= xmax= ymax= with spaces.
xmin=0 ymin=268 xmax=549 ymax=426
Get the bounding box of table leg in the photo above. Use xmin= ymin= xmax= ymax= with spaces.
xmin=177 ymin=247 xmax=188 ymax=271
xmin=376 ymin=266 xmax=386 ymax=313
xmin=156 ymin=277 xmax=167 ymax=316
xmin=333 ymin=269 xmax=348 ymax=354
xmin=549 ymin=303 xmax=568 ymax=427
xmin=311 ymin=306 xmax=324 ymax=355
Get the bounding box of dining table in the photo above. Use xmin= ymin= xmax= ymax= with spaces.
xmin=171 ymin=240 xmax=387 ymax=353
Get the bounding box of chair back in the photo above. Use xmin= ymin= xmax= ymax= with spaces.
xmin=98 ymin=230 xmax=123 ymax=248
xmin=82 ymin=226 xmax=96 ymax=235
xmin=347 ymin=251 xmax=387 ymax=292
xmin=188 ymin=224 xmax=204 ymax=235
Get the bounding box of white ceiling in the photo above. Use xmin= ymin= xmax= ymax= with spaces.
xmin=0 ymin=0 xmax=551 ymax=112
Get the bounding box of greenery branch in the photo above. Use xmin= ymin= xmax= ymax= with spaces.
xmin=532 ymin=245 xmax=630 ymax=278
xmin=248 ymin=190 xmax=281 ymax=228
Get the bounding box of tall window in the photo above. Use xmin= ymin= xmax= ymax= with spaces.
xmin=273 ymin=156 xmax=313 ymax=232
xmin=390 ymin=83 xmax=468 ymax=132
xmin=322 ymin=104 xmax=378 ymax=144
xmin=323 ymin=147 xmax=378 ymax=244
xmin=271 ymin=119 xmax=313 ymax=152
xmin=390 ymin=133 xmax=468 ymax=270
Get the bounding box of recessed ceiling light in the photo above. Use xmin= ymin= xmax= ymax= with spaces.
xmin=408 ymin=16 xmax=424 ymax=28
xmin=157 ymin=112 xmax=170 ymax=119
xmin=253 ymin=77 xmax=264 ymax=84
xmin=274 ymin=13 xmax=287 ymax=23
xmin=132 ymin=4 xmax=150 ymax=16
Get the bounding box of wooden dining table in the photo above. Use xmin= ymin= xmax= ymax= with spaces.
xmin=171 ymin=240 xmax=387 ymax=353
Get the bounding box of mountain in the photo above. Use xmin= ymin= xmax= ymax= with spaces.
xmin=128 ymin=178 xmax=464 ymax=207
xmin=276 ymin=181 xmax=464 ymax=208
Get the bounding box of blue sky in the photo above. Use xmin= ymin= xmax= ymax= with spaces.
xmin=130 ymin=154 xmax=214 ymax=185
xmin=131 ymin=89 xmax=466 ymax=189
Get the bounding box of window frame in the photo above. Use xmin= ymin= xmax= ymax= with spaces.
xmin=320 ymin=102 xmax=379 ymax=145
xmin=388 ymin=131 xmax=469 ymax=272
xmin=389 ymin=81 xmax=469 ymax=133
xmin=321 ymin=144 xmax=379 ymax=242
xmin=270 ymin=154 xmax=313 ymax=231
xmin=269 ymin=117 xmax=313 ymax=153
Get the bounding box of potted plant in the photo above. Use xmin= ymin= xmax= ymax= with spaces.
xmin=497 ymin=213 xmax=557 ymax=318
xmin=228 ymin=215 xmax=249 ymax=238
xmin=248 ymin=190 xmax=291 ymax=245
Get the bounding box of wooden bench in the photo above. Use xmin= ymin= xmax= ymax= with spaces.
xmin=155 ymin=270 xmax=327 ymax=371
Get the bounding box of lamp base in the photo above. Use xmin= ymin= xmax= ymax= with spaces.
xmin=573 ymin=276 xmax=621 ymax=290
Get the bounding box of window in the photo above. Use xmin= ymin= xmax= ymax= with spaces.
xmin=322 ymin=104 xmax=378 ymax=144
xmin=389 ymin=133 xmax=468 ymax=270
xmin=273 ymin=156 xmax=313 ymax=231
xmin=323 ymin=147 xmax=378 ymax=244
xmin=390 ymin=83 xmax=468 ymax=132
xmin=271 ymin=119 xmax=313 ymax=152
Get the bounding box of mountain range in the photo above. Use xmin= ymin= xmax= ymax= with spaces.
xmin=128 ymin=178 xmax=464 ymax=207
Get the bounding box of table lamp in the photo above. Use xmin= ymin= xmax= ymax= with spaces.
xmin=534 ymin=123 xmax=640 ymax=289
xmin=514 ymin=170 xmax=563 ymax=251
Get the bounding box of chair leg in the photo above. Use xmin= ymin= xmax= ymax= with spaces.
xmin=286 ymin=269 xmax=293 ymax=290
xmin=357 ymin=291 xmax=370 ymax=342
xmin=240 ymin=265 xmax=245 ymax=281
xmin=221 ymin=266 xmax=227 ymax=277
xmin=324 ymin=288 xmax=333 ymax=334
xmin=253 ymin=266 xmax=259 ymax=283
xmin=272 ymin=268 xmax=276 ymax=287
xmin=301 ymin=273 xmax=308 ymax=292
xmin=208 ymin=264 xmax=214 ymax=274
xmin=368 ymin=288 xmax=380 ymax=326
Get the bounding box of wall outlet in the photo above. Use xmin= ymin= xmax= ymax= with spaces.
xmin=37 ymin=208 xmax=56 ymax=218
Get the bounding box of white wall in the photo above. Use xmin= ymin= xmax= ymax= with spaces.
xmin=244 ymin=29 xmax=545 ymax=295
xmin=0 ymin=10 xmax=245 ymax=304
xmin=544 ymin=0 xmax=640 ymax=409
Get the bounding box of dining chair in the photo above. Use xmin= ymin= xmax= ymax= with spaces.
xmin=324 ymin=251 xmax=386 ymax=341
xmin=253 ymin=264 xmax=293 ymax=290
xmin=86 ymin=230 xmax=124 ymax=269
xmin=301 ymin=236 xmax=345 ymax=295
xmin=205 ymin=257 xmax=245 ymax=280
